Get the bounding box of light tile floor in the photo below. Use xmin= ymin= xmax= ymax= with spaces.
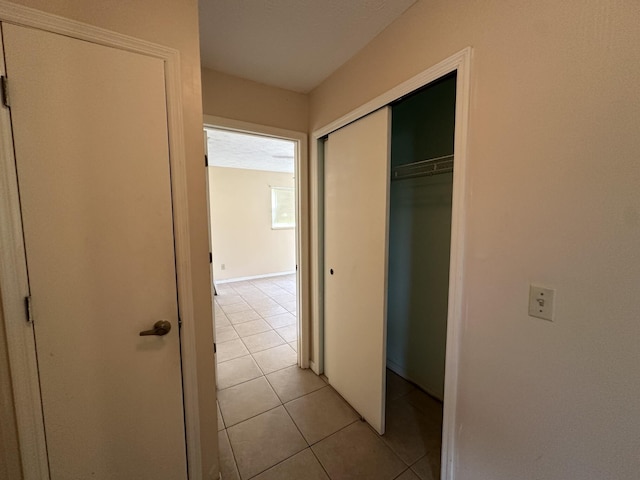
xmin=214 ymin=274 xmax=443 ymax=480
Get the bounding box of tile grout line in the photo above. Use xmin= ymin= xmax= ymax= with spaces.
xmin=221 ymin=427 xmax=242 ymax=480
xmin=223 ymin=403 xmax=282 ymax=433
xmin=217 ymin=344 xmax=297 ymax=384
xmin=239 ymin=380 xmax=315 ymax=479
xmin=308 ymin=447 xmax=333 ymax=480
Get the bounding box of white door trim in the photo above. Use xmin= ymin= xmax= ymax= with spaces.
xmin=310 ymin=47 xmax=472 ymax=480
xmin=0 ymin=2 xmax=201 ymax=479
xmin=203 ymin=114 xmax=310 ymax=369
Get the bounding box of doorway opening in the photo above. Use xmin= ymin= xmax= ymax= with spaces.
xmin=204 ymin=126 xmax=304 ymax=381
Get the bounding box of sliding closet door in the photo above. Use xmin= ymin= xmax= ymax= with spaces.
xmin=324 ymin=107 xmax=390 ymax=434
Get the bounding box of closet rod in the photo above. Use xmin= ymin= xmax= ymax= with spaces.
xmin=391 ymin=154 xmax=454 ymax=181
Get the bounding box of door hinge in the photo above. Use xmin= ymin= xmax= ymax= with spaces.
xmin=213 ymin=342 xmax=217 ymax=354
xmin=178 ymin=317 xmax=183 ymax=328
xmin=24 ymin=296 xmax=33 ymax=323
xmin=205 ymin=154 xmax=209 ymax=167
xmin=1 ymin=76 xmax=10 ymax=108
xmin=209 ymin=252 xmax=213 ymax=264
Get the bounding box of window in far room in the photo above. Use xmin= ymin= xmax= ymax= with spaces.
xmin=271 ymin=186 xmax=295 ymax=229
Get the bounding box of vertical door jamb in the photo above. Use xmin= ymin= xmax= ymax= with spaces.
xmin=202 ymin=115 xmax=310 ymax=369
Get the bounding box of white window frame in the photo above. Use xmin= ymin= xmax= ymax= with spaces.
xmin=271 ymin=186 xmax=295 ymax=229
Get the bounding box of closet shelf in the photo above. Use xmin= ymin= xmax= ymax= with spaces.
xmin=391 ymin=154 xmax=454 ymax=180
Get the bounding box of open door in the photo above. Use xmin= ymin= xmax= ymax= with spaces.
xmin=324 ymin=107 xmax=390 ymax=434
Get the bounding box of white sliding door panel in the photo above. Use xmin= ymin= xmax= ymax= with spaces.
xmin=324 ymin=107 xmax=390 ymax=434
xmin=3 ymin=24 xmax=187 ymax=479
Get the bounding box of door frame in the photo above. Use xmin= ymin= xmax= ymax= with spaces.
xmin=0 ymin=2 xmax=201 ymax=479
xmin=309 ymin=47 xmax=472 ymax=480
xmin=203 ymin=115 xmax=310 ymax=368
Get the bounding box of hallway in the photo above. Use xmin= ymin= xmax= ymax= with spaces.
xmin=214 ymin=274 xmax=443 ymax=479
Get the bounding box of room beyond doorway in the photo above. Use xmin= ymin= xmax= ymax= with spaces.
xmin=206 ymin=128 xmax=297 ymax=283
xmin=204 ymin=124 xmax=306 ymax=367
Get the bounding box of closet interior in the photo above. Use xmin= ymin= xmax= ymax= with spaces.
xmin=386 ymin=71 xmax=457 ymax=403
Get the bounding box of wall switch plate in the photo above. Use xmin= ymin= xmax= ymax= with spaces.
xmin=528 ymin=285 xmax=555 ymax=321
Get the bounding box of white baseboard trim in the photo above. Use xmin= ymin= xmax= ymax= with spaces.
xmin=386 ymin=358 xmax=409 ymax=380
xmin=216 ymin=271 xmax=296 ymax=284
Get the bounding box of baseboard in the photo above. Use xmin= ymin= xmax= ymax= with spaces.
xmin=216 ymin=271 xmax=296 ymax=284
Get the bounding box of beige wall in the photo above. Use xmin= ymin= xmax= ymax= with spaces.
xmin=209 ymin=167 xmax=295 ymax=281
xmin=202 ymin=67 xmax=309 ymax=132
xmin=4 ymin=1 xmax=217 ymax=477
xmin=311 ymin=1 xmax=640 ymax=478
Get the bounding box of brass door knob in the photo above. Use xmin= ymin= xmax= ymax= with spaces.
xmin=139 ymin=320 xmax=172 ymax=336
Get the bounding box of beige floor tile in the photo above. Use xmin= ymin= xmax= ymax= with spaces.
xmin=275 ymin=325 xmax=297 ymax=343
xmin=240 ymin=292 xmax=269 ymax=301
xmin=252 ymin=344 xmax=297 ymax=374
xmin=217 ymin=402 xmax=225 ymax=431
xmin=216 ymin=325 xmax=239 ymax=343
xmin=264 ymin=312 xmax=296 ymax=329
xmin=257 ymin=286 xmax=286 ymax=295
xmin=234 ymin=286 xmax=262 ymax=296
xmin=227 ymin=309 xmax=261 ymax=324
xmin=279 ymin=284 xmax=296 ymax=294
xmin=216 ymin=286 xmax=237 ymax=296
xmin=266 ymin=365 xmax=326 ymax=403
xmin=217 ymin=338 xmax=249 ymax=363
xmin=233 ymin=318 xmax=272 ymax=338
xmin=285 ymin=386 xmax=359 ymax=444
xmin=245 ymin=297 xmax=279 ymax=308
xmin=386 ymin=369 xmax=416 ymax=401
xmin=404 ymin=390 xmax=443 ymax=426
xmin=217 ymin=377 xmax=281 ymax=427
xmin=312 ymin=421 xmax=405 ymax=480
xmin=216 ymin=294 xmax=245 ymax=306
xmin=215 ymin=312 xmax=231 ymax=328
xmin=227 ymin=406 xmax=307 ymax=480
xmin=270 ymin=293 xmax=296 ymax=304
xmin=411 ymin=449 xmax=441 ymax=480
xmin=281 ymin=301 xmax=297 ymax=313
xmin=382 ymin=397 xmax=441 ymax=465
xmin=218 ymin=429 xmax=241 ymax=480
xmin=288 ymin=341 xmax=297 ymax=352
xmin=252 ymin=448 xmax=329 ymax=480
xmin=221 ymin=301 xmax=253 ymax=314
xmin=217 ymin=355 xmax=263 ymax=390
xmin=241 ymin=330 xmax=285 ymax=353
xmin=253 ymin=304 xmax=288 ymax=317
xmin=396 ymin=468 xmax=421 ymax=480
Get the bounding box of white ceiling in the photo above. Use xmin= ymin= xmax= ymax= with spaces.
xmin=198 ymin=0 xmax=417 ymax=93
xmin=206 ymin=128 xmax=295 ymax=173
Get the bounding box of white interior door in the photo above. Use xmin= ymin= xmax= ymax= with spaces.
xmin=3 ymin=23 xmax=187 ymax=479
xmin=324 ymin=107 xmax=391 ymax=434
